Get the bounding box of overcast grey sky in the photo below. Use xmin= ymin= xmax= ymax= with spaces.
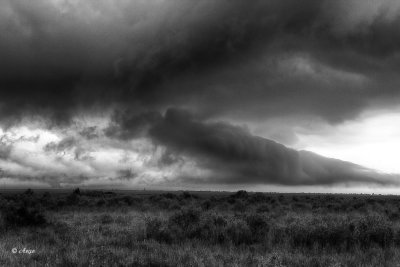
xmin=1 ymin=0 xmax=400 ymax=191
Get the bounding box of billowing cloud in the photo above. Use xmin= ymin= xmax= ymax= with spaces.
xmin=1 ymin=0 xmax=400 ymax=125
xmin=1 ymin=0 xmax=400 ymax=189
xmin=105 ymin=110 xmax=162 ymax=140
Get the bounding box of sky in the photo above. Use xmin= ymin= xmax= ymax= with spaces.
xmin=1 ymin=0 xmax=400 ymax=192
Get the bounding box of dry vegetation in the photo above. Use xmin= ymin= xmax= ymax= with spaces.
xmin=1 ymin=189 xmax=400 ymax=266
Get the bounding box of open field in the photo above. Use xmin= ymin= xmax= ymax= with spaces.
xmin=1 ymin=189 xmax=400 ymax=266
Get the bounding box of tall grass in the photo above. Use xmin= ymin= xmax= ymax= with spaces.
xmin=1 ymin=189 xmax=400 ymax=266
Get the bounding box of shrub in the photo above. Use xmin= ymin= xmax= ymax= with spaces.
xmin=121 ymin=195 xmax=140 ymax=206
xmin=40 ymin=192 xmax=55 ymax=208
xmin=181 ymin=192 xmax=198 ymax=199
xmin=145 ymin=216 xmax=162 ymax=238
xmin=66 ymin=193 xmax=79 ymax=205
xmin=145 ymin=217 xmax=173 ymax=243
xmin=73 ymin=188 xmax=81 ymax=195
xmin=226 ymin=219 xmax=252 ymax=245
xmin=292 ymin=203 xmax=309 ymax=210
xmin=216 ymin=203 xmax=230 ymax=212
xmin=158 ymin=198 xmax=179 ymax=210
xmin=233 ymin=200 xmax=246 ymax=213
xmin=195 ymin=213 xmax=228 ymax=243
xmin=2 ymin=204 xmax=46 ymax=227
xmin=281 ymin=215 xmax=353 ymax=250
xmin=232 ymin=190 xmax=248 ymax=199
xmin=249 ymin=193 xmax=269 ymax=203
xmin=42 ymin=192 xmax=51 ymax=199
xmin=146 ymin=211 xmax=231 ymax=245
xmin=96 ymin=199 xmax=106 ymax=206
xmin=24 ymin=188 xmax=34 ymax=196
xmin=352 ymin=215 xmax=393 ymax=248
xmin=256 ymin=204 xmax=270 ymax=213
xmin=100 ymin=214 xmax=113 ymax=224
xmin=84 ymin=191 xmax=104 ymax=197
xmin=169 ymin=208 xmax=200 ymax=230
xmin=201 ymin=200 xmax=212 ymax=210
xmin=246 ymin=213 xmax=269 ymax=242
xmin=161 ymin=193 xmax=177 ymax=199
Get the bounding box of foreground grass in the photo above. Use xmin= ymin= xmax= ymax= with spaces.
xmin=2 ymin=190 xmax=400 ymax=266
xmin=2 ymin=211 xmax=400 ymax=267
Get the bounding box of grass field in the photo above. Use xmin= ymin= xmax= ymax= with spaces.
xmin=1 ymin=189 xmax=400 ymax=266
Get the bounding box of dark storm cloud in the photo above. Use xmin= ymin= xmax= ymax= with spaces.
xmin=147 ymin=108 xmax=396 ymax=185
xmin=79 ymin=126 xmax=99 ymax=140
xmin=1 ymin=0 xmax=400 ymax=125
xmin=115 ymin=169 xmax=137 ymax=180
xmin=2 ymin=0 xmax=400 ymax=187
xmin=104 ymin=110 xmax=162 ymax=140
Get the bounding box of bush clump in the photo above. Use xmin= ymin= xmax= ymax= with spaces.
xmin=145 ymin=217 xmax=173 ymax=243
xmin=226 ymin=219 xmax=252 ymax=245
xmin=2 ymin=203 xmax=47 ymax=228
xmin=352 ymin=214 xmax=394 ymax=248
xmin=145 ymin=210 xmax=269 ymax=246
